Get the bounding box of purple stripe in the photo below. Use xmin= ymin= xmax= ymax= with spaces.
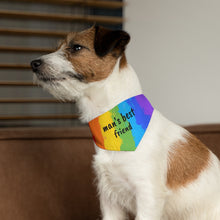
xmin=135 ymin=95 xmax=153 ymax=116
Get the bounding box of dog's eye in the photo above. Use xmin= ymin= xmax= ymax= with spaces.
xmin=68 ymin=44 xmax=83 ymax=53
xmin=73 ymin=44 xmax=82 ymax=51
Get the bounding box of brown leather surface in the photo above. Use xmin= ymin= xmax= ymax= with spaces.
xmin=0 ymin=125 xmax=219 ymax=220
xmin=0 ymin=127 xmax=98 ymax=220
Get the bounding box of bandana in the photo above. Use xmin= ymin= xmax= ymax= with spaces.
xmin=88 ymin=94 xmax=154 ymax=151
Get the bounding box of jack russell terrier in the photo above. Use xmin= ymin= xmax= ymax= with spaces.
xmin=31 ymin=26 xmax=220 ymax=220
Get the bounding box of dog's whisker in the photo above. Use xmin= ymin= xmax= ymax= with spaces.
xmin=65 ymin=71 xmax=85 ymax=82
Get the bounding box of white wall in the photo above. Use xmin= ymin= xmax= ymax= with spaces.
xmin=124 ymin=0 xmax=220 ymax=126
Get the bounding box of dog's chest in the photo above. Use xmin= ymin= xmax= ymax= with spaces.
xmin=93 ymin=152 xmax=136 ymax=210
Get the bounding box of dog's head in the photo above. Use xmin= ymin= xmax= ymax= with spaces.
xmin=31 ymin=26 xmax=130 ymax=101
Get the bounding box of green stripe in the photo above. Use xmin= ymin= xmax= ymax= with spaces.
xmin=110 ymin=106 xmax=136 ymax=151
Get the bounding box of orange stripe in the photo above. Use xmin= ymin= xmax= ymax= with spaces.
xmin=89 ymin=117 xmax=105 ymax=149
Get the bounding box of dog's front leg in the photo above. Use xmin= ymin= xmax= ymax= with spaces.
xmin=100 ymin=194 xmax=127 ymax=220
xmin=135 ymin=183 xmax=165 ymax=220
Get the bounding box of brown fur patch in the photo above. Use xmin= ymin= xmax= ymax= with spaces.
xmin=61 ymin=26 xmax=128 ymax=82
xmin=167 ymin=133 xmax=210 ymax=189
xmin=119 ymin=53 xmax=128 ymax=69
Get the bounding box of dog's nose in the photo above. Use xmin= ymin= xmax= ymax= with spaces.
xmin=31 ymin=59 xmax=42 ymax=72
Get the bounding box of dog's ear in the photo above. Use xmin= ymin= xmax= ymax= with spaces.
xmin=94 ymin=25 xmax=130 ymax=57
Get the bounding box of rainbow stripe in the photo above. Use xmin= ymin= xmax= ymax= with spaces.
xmin=89 ymin=94 xmax=154 ymax=151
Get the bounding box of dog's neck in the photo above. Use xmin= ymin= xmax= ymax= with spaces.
xmin=77 ymin=58 xmax=143 ymax=123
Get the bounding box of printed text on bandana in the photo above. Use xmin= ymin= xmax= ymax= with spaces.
xmin=102 ymin=108 xmax=135 ymax=138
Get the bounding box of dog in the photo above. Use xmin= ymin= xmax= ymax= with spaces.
xmin=31 ymin=26 xmax=220 ymax=220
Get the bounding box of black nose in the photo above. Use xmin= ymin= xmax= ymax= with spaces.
xmin=31 ymin=59 xmax=42 ymax=72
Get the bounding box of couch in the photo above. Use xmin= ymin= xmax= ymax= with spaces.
xmin=0 ymin=125 xmax=219 ymax=220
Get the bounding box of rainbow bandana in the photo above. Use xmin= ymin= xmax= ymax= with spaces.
xmin=88 ymin=94 xmax=154 ymax=151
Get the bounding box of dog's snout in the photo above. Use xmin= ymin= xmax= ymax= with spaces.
xmin=31 ymin=59 xmax=42 ymax=72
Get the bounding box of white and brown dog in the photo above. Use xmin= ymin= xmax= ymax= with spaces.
xmin=31 ymin=26 xmax=220 ymax=220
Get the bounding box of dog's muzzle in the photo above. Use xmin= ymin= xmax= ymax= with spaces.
xmin=31 ymin=59 xmax=42 ymax=73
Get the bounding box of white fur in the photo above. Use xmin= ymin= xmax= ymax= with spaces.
xmin=89 ymin=64 xmax=220 ymax=220
xmin=36 ymin=51 xmax=220 ymax=220
xmin=34 ymin=47 xmax=88 ymax=101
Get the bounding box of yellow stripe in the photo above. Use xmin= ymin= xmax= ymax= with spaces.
xmin=99 ymin=111 xmax=122 ymax=151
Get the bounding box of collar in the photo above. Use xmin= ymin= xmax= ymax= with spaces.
xmin=88 ymin=94 xmax=154 ymax=151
